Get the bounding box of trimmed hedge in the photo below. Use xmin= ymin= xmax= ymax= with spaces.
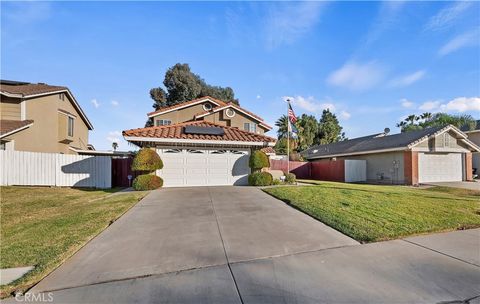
xmin=132 ymin=174 xmax=163 ymax=191
xmin=248 ymin=172 xmax=273 ymax=186
xmin=284 ymin=172 xmax=296 ymax=184
xmin=132 ymin=148 xmax=163 ymax=172
xmin=249 ymin=150 xmax=270 ymax=171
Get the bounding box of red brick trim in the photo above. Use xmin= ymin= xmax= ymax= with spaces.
xmin=465 ymin=152 xmax=473 ymax=181
xmin=404 ymin=151 xmax=419 ymax=185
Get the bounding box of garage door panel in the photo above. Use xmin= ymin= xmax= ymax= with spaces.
xmin=418 ymin=153 xmax=463 ymax=183
xmin=156 ymin=147 xmax=250 ymax=187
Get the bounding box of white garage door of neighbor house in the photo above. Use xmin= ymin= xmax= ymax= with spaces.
xmin=418 ymin=153 xmax=463 ymax=183
xmin=156 ymin=147 xmax=250 ymax=187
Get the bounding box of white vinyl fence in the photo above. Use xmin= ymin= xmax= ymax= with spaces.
xmin=0 ymin=150 xmax=111 ymax=188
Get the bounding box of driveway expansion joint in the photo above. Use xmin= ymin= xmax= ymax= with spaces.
xmin=402 ymin=239 xmax=480 ymax=268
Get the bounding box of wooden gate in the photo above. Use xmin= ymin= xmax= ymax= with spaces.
xmin=111 ymin=157 xmax=137 ymax=187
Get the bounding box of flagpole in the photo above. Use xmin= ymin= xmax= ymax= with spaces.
xmin=286 ymin=99 xmax=290 ymax=174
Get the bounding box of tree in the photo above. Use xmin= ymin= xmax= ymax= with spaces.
xmin=275 ymin=115 xmax=289 ymax=139
xmin=249 ymin=150 xmax=270 ymax=172
xmin=397 ymin=112 xmax=476 ymax=132
xmin=296 ymin=114 xmax=318 ymax=151
xmin=273 ymin=137 xmax=296 ymax=155
xmin=317 ymin=109 xmax=344 ymax=145
xmin=149 ymin=63 xmax=238 ymax=112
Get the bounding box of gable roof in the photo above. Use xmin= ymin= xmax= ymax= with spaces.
xmin=147 ymin=96 xmax=228 ymax=117
xmin=303 ymin=125 xmax=479 ymax=160
xmin=194 ymin=102 xmax=272 ymax=130
xmin=123 ymin=120 xmax=275 ymax=147
xmin=0 ymin=120 xmax=34 ymax=139
xmin=0 ymin=80 xmax=94 ymax=130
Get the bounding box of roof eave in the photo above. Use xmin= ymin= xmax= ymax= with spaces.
xmin=123 ymin=136 xmax=275 ymax=147
xmin=0 ymin=122 xmax=34 ymax=139
xmin=305 ymin=147 xmax=407 ymax=160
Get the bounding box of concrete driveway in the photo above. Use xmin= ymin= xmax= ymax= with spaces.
xmin=427 ymin=181 xmax=480 ymax=191
xmin=19 ymin=187 xmax=480 ymax=303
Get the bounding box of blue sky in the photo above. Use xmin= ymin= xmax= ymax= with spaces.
xmin=2 ymin=1 xmax=479 ymax=151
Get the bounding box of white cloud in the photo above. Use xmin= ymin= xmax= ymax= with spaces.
xmin=340 ymin=111 xmax=351 ymax=120
xmin=256 ymin=95 xmax=261 ymax=99
xmin=265 ymin=2 xmax=325 ymax=49
xmin=91 ymin=99 xmax=100 ymax=108
xmin=327 ymin=61 xmax=385 ymax=91
xmin=389 ymin=70 xmax=426 ymax=87
xmin=106 ymin=131 xmax=122 ymax=144
xmin=417 ymin=97 xmax=480 ymax=113
xmin=111 ymin=100 xmax=119 ymax=106
xmin=425 ymin=1 xmax=473 ymax=31
xmin=284 ymin=96 xmax=336 ymax=113
xmin=3 ymin=2 xmax=52 ymax=24
xmin=400 ymin=98 xmax=415 ymax=108
xmin=439 ymin=97 xmax=480 ymax=112
xmin=419 ymin=100 xmax=441 ymax=111
xmin=439 ymin=29 xmax=479 ymax=56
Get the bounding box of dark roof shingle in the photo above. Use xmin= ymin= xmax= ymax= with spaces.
xmin=303 ymin=126 xmax=446 ymax=159
xmin=1 ymin=81 xmax=67 ymax=96
xmin=0 ymin=120 xmax=34 ymax=137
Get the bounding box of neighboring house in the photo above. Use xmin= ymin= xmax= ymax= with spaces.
xmin=0 ymin=80 xmax=93 ymax=154
xmin=123 ymin=96 xmax=275 ymax=187
xmin=261 ymin=146 xmax=286 ymax=160
xmin=464 ymin=120 xmax=480 ymax=176
xmin=302 ymin=125 xmax=480 ymax=185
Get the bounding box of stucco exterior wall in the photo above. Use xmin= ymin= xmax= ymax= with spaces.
xmin=342 ymin=151 xmax=405 ymax=184
xmin=153 ymin=101 xmax=268 ymax=134
xmin=466 ymin=131 xmax=480 ymax=173
xmin=2 ymin=93 xmax=89 ymax=154
xmin=0 ymin=96 xmax=21 ymax=120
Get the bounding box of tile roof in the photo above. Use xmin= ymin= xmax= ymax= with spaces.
xmin=261 ymin=147 xmax=276 ymax=154
xmin=0 ymin=120 xmax=34 ymax=137
xmin=303 ymin=126 xmax=449 ymax=159
xmin=147 ymin=96 xmax=228 ymax=116
xmin=123 ymin=121 xmax=276 ymax=143
xmin=1 ymin=81 xmax=67 ymax=97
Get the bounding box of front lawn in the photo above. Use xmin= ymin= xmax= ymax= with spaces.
xmin=264 ymin=181 xmax=480 ymax=243
xmin=0 ymin=187 xmax=148 ymax=297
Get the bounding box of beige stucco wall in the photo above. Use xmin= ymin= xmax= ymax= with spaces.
xmin=153 ymin=101 xmax=268 ymax=134
xmin=467 ymin=131 xmax=480 ymax=172
xmin=3 ymin=93 xmax=89 ymax=154
xmin=0 ymin=96 xmax=21 ymax=120
xmin=340 ymin=151 xmax=405 ymax=184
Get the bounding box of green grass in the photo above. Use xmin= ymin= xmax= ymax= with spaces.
xmin=0 ymin=186 xmax=148 ymax=297
xmin=264 ymin=181 xmax=480 ymax=243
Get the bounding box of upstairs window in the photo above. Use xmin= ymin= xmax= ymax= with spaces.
xmin=244 ymin=123 xmax=256 ymax=133
xmin=59 ymin=93 xmax=65 ymax=101
xmin=156 ymin=119 xmax=172 ymax=126
xmin=68 ymin=117 xmax=74 ymax=137
xmin=444 ymin=133 xmax=450 ymax=147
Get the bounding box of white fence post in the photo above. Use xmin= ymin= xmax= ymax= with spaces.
xmin=0 ymin=150 xmax=111 ymax=188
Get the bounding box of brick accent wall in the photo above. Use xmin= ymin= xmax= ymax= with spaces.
xmin=465 ymin=152 xmax=473 ymax=181
xmin=404 ymin=151 xmax=419 ymax=185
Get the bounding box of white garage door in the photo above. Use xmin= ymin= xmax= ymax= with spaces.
xmin=418 ymin=153 xmax=463 ymax=183
xmin=156 ymin=147 xmax=250 ymax=187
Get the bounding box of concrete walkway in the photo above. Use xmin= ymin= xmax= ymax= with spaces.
xmin=13 ymin=187 xmax=480 ymax=303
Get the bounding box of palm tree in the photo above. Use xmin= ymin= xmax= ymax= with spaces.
xmin=275 ymin=115 xmax=289 ymax=139
xmin=112 ymin=142 xmax=118 ymax=151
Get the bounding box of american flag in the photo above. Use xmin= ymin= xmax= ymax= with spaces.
xmin=288 ymin=102 xmax=297 ymax=124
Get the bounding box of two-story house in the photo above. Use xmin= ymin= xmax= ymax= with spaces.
xmin=0 ymin=80 xmax=93 ymax=154
xmin=123 ymin=96 xmax=275 ymax=187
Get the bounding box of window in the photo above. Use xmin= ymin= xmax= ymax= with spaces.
xmin=0 ymin=141 xmax=6 ymax=150
xmin=244 ymin=123 xmax=257 ymax=133
xmin=68 ymin=117 xmax=74 ymax=137
xmin=156 ymin=119 xmax=172 ymax=126
xmin=203 ymin=103 xmax=213 ymax=111
xmin=225 ymin=108 xmax=235 ymax=118
xmin=59 ymin=93 xmax=65 ymax=101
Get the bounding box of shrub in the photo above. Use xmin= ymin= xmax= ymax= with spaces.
xmin=132 ymin=148 xmax=163 ymax=172
xmin=272 ymin=179 xmax=281 ymax=185
xmin=132 ymin=174 xmax=163 ymax=190
xmin=249 ymin=150 xmax=270 ymax=172
xmin=248 ymin=172 xmax=273 ymax=186
xmin=284 ymin=173 xmax=296 ymax=184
